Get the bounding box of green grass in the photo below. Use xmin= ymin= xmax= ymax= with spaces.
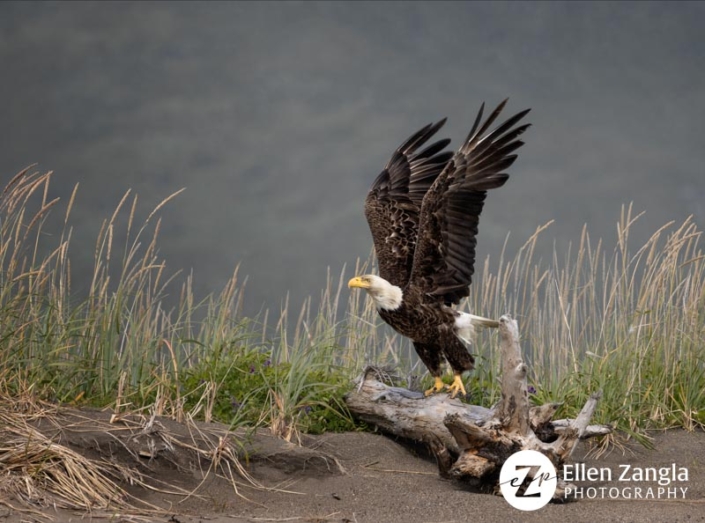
xmin=1 ymin=167 xmax=703 ymax=443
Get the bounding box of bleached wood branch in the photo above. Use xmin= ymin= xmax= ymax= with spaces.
xmin=344 ymin=314 xmax=612 ymax=495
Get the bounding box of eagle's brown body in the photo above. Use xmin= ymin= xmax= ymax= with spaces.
xmin=349 ymin=100 xmax=530 ymax=396
xmin=378 ymin=287 xmax=474 ymax=378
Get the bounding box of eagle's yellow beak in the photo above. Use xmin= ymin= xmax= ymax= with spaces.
xmin=348 ymin=276 xmax=369 ymax=289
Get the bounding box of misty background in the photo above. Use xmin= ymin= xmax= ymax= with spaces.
xmin=1 ymin=2 xmax=704 ymax=319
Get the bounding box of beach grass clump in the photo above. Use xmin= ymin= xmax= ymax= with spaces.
xmin=461 ymin=205 xmax=705 ymax=437
xmin=0 ymin=167 xmax=362 ymax=436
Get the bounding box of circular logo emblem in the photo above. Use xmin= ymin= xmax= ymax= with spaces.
xmin=499 ymin=449 xmax=557 ymax=511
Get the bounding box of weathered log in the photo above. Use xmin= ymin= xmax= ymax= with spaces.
xmin=345 ymin=368 xmax=492 ymax=455
xmin=344 ymin=314 xmax=612 ymax=497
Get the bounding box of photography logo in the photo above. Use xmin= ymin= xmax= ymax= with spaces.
xmin=499 ymin=450 xmax=557 ymax=511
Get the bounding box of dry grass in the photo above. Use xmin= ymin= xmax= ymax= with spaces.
xmin=0 ymin=400 xmax=137 ymax=512
xmin=0 ymin=393 xmax=276 ymax=514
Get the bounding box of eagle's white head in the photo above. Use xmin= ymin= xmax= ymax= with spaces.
xmin=348 ymin=274 xmax=403 ymax=311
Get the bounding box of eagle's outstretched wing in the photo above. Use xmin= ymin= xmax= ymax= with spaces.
xmin=409 ymin=100 xmax=531 ymax=305
xmin=363 ymin=120 xmax=453 ymax=288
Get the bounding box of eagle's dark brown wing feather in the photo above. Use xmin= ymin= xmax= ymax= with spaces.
xmin=409 ymin=100 xmax=531 ymax=304
xmin=364 ymin=119 xmax=453 ymax=288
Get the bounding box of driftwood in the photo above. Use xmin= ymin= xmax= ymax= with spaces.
xmin=344 ymin=314 xmax=612 ymax=497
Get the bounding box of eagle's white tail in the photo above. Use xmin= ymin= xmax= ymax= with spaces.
xmin=454 ymin=312 xmax=499 ymax=344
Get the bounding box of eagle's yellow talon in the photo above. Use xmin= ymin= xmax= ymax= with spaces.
xmin=424 ymin=377 xmax=445 ymax=396
xmin=447 ymin=374 xmax=467 ymax=399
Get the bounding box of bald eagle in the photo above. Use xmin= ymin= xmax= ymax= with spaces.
xmin=348 ymin=100 xmax=530 ymax=398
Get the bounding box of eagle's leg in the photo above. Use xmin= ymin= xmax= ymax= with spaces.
xmin=446 ymin=373 xmax=467 ymax=399
xmin=424 ymin=376 xmax=445 ymax=396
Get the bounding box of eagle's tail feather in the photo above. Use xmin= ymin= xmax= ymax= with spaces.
xmin=454 ymin=312 xmax=499 ymax=344
xmin=468 ymin=314 xmax=500 ymax=328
